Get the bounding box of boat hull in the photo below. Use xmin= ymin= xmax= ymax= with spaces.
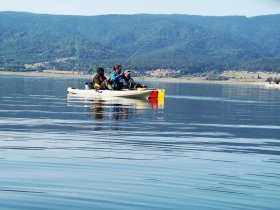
xmin=67 ymin=87 xmax=154 ymax=99
xmin=264 ymin=84 xmax=280 ymax=89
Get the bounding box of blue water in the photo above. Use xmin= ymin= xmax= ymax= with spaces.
xmin=0 ymin=75 xmax=280 ymax=210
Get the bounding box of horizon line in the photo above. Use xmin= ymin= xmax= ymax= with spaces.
xmin=1 ymin=10 xmax=279 ymax=18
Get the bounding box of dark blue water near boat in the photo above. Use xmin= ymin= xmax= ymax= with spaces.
xmin=0 ymin=75 xmax=280 ymax=210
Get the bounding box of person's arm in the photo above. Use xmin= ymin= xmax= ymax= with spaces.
xmin=128 ymin=78 xmax=135 ymax=88
xmin=113 ymin=74 xmax=122 ymax=82
xmin=101 ymin=75 xmax=106 ymax=82
xmin=110 ymin=73 xmax=116 ymax=81
xmin=129 ymin=78 xmax=134 ymax=84
xmin=122 ymin=76 xmax=129 ymax=88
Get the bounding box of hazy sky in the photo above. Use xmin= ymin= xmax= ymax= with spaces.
xmin=0 ymin=0 xmax=279 ymax=17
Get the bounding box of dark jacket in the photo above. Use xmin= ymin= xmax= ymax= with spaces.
xmin=93 ymin=73 xmax=106 ymax=89
xmin=122 ymin=76 xmax=135 ymax=89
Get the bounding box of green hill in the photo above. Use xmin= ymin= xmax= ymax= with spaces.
xmin=0 ymin=12 xmax=279 ymax=73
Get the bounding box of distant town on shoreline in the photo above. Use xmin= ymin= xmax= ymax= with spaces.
xmin=2 ymin=69 xmax=280 ymax=85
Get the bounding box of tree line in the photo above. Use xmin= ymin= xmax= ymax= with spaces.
xmin=0 ymin=12 xmax=280 ymax=74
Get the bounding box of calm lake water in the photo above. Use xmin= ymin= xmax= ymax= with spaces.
xmin=0 ymin=75 xmax=280 ymax=210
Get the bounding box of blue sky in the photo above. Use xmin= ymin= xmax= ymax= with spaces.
xmin=0 ymin=0 xmax=279 ymax=16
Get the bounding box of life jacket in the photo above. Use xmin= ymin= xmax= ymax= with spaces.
xmin=93 ymin=74 xmax=105 ymax=89
xmin=93 ymin=83 xmax=100 ymax=89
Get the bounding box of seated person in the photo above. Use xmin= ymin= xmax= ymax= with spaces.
xmin=110 ymin=64 xmax=124 ymax=90
xmin=92 ymin=67 xmax=112 ymax=90
xmin=122 ymin=70 xmax=135 ymax=89
xmin=122 ymin=70 xmax=146 ymax=89
xmin=110 ymin=65 xmax=122 ymax=81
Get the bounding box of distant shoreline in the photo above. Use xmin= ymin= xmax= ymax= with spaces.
xmin=0 ymin=70 xmax=274 ymax=86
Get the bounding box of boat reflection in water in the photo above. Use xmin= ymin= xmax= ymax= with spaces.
xmin=67 ymin=95 xmax=164 ymax=121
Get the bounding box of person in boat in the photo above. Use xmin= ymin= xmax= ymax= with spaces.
xmin=110 ymin=64 xmax=124 ymax=90
xmin=122 ymin=70 xmax=147 ymax=89
xmin=92 ymin=67 xmax=112 ymax=90
xmin=122 ymin=70 xmax=135 ymax=89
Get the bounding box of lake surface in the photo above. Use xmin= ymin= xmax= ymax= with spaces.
xmin=0 ymin=75 xmax=280 ymax=210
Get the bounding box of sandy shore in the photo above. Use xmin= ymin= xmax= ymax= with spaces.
xmin=0 ymin=70 xmax=89 ymax=78
xmin=0 ymin=70 xmax=275 ymax=86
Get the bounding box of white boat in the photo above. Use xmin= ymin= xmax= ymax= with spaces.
xmin=67 ymin=94 xmax=164 ymax=110
xmin=264 ymin=83 xmax=280 ymax=89
xmin=67 ymin=87 xmax=157 ymax=99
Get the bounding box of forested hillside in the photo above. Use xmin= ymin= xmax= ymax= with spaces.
xmin=0 ymin=12 xmax=279 ymax=73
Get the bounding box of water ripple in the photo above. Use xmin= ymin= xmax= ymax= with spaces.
xmin=166 ymin=95 xmax=267 ymax=104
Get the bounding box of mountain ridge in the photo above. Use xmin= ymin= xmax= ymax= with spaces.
xmin=0 ymin=12 xmax=279 ymax=73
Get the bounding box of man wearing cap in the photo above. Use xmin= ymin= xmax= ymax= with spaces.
xmin=122 ymin=70 xmax=136 ymax=89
